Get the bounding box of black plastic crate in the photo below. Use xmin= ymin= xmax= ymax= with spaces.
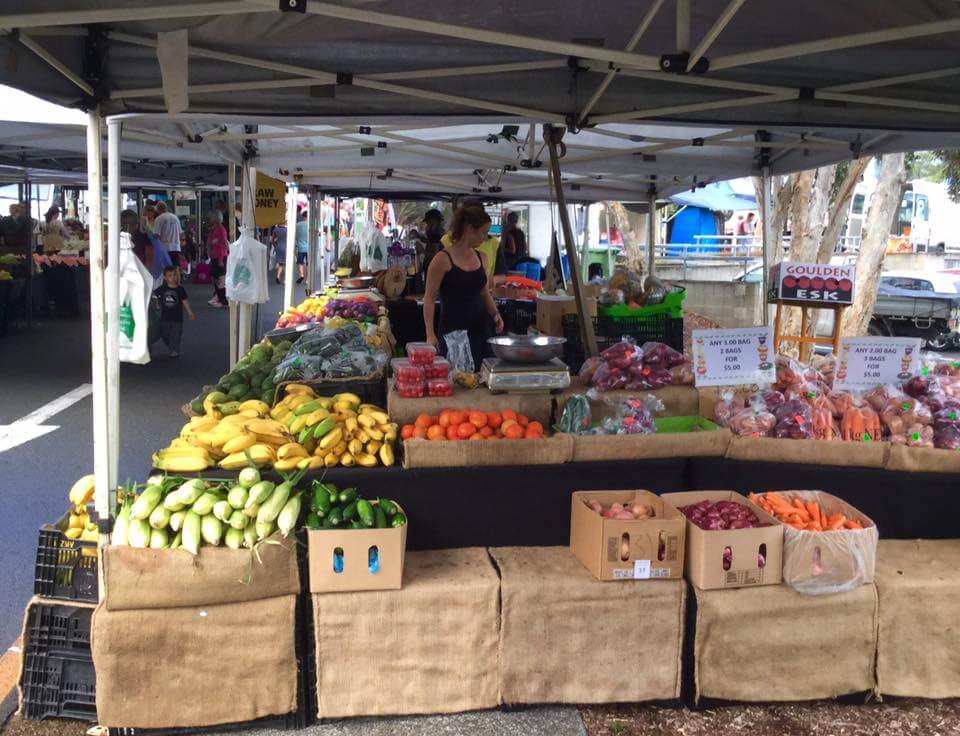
xmin=21 ymin=602 xmax=96 ymax=722
xmin=497 ymin=298 xmax=537 ymax=336
xmin=34 ymin=515 xmax=99 ymax=602
xmin=277 ymin=373 xmax=387 ymax=410
xmin=562 ymin=313 xmax=684 ymax=373
xmin=25 ymin=602 xmax=93 ymax=655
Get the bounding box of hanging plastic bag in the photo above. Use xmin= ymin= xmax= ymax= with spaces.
xmin=445 ymin=329 xmax=475 ymax=374
xmin=225 ymin=227 xmax=269 ymax=304
xmin=117 ymin=233 xmax=153 ymax=365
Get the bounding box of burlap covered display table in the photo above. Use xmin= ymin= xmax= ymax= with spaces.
xmin=91 ymin=537 xmax=301 ymax=729
xmin=875 ymin=539 xmax=960 ymax=698
xmin=490 ymin=546 xmax=685 ymax=705
xmin=312 ymin=547 xmax=500 ymax=718
xmin=693 ymin=583 xmax=878 ymax=702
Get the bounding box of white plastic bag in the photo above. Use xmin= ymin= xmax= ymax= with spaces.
xmin=117 ymin=233 xmax=153 ymax=365
xmin=226 ymin=227 xmax=269 ymax=304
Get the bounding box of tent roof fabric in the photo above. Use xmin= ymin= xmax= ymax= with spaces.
xmin=1 ymin=2 xmax=960 ymax=198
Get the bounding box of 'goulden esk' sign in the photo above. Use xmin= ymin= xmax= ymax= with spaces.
xmin=770 ymin=261 xmax=855 ymax=304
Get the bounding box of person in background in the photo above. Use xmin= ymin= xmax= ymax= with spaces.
xmin=142 ymin=204 xmax=157 ymax=235
xmin=153 ymin=265 xmax=195 ymax=358
xmin=295 ymin=207 xmax=309 ymax=284
xmin=501 ymin=211 xmax=527 ymax=272
xmin=206 ymin=209 xmax=229 ymax=308
xmin=418 ymin=208 xmax=446 ymax=274
xmin=120 ymin=209 xmax=154 ymax=272
xmin=41 ymin=206 xmax=70 ymax=253
xmin=153 ymin=200 xmax=183 ymax=271
xmin=424 ymin=205 xmax=504 ymax=371
xmin=273 ymin=222 xmax=288 ymax=284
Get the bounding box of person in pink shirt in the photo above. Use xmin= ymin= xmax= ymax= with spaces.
xmin=206 ymin=209 xmax=230 ymax=308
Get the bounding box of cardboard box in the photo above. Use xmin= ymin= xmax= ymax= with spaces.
xmin=536 ymin=293 xmax=597 ymax=336
xmin=661 ymin=490 xmax=783 ymax=590
xmin=402 ymin=434 xmax=573 ymax=469
xmin=307 ymin=502 xmax=407 ymax=593
xmin=569 ymin=490 xmax=686 ymax=581
xmin=759 ymin=490 xmax=878 ymax=594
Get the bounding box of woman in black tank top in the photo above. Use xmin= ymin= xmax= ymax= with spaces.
xmin=423 ymin=206 xmax=504 ymax=370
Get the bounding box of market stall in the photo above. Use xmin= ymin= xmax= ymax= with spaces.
xmin=6 ymin=1 xmax=960 ymax=731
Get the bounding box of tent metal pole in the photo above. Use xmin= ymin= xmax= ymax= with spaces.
xmin=824 ymin=65 xmax=960 ymax=93
xmin=686 ymin=0 xmax=746 ymax=71
xmin=333 ymin=197 xmax=340 ymax=279
xmin=815 ymin=91 xmax=960 ymax=116
xmin=712 ymin=17 xmax=960 ymax=70
xmin=760 ymin=165 xmax=773 ymax=327
xmin=86 ymin=109 xmax=111 ymax=523
xmin=578 ymin=0 xmax=664 ymax=125
xmin=365 ymin=59 xmax=564 ymax=81
xmin=0 ymin=2 xmax=269 ymax=29
xmin=676 ymin=0 xmax=691 ymax=52
xmin=298 ymin=1 xmax=660 ymax=70
xmin=284 ymin=182 xmax=297 ymax=311
xmin=106 ymin=118 xmax=121 ymax=493
xmin=608 ymin=65 xmax=792 ymax=94
xmin=591 ymin=92 xmax=795 ymax=125
xmin=227 ymin=163 xmax=238 ymax=368
xmin=307 ymin=186 xmax=318 ymax=294
xmin=580 ymin=204 xmax=591 ymax=283
xmin=544 ymin=124 xmax=598 ymax=359
xmin=647 ymin=190 xmax=658 ymax=278
xmin=17 ymin=34 xmax=94 ymax=95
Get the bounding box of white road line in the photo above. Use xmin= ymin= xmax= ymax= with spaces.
xmin=0 ymin=383 xmax=93 ymax=452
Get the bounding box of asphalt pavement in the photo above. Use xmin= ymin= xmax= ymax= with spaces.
xmin=0 ymin=275 xmax=289 ymax=649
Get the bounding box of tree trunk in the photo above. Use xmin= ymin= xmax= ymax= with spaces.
xmin=817 ymin=158 xmax=869 ymax=263
xmin=604 ymin=201 xmax=645 ymax=274
xmin=841 ymin=153 xmax=906 ymax=336
xmin=752 ymin=174 xmax=793 ymax=263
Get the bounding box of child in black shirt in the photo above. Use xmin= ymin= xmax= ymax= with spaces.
xmin=153 ymin=265 xmax=195 ymax=357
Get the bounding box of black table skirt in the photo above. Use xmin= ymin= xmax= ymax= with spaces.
xmin=281 ymin=457 xmax=957 ymax=549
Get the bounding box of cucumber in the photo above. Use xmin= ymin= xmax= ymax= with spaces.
xmin=357 ymin=500 xmax=374 ymax=527
xmin=311 ymin=485 xmax=331 ymax=517
xmin=350 ymin=519 xmax=364 ymax=529
xmin=378 ymin=498 xmax=397 ymax=516
xmin=305 ymin=512 xmax=321 ymax=530
xmin=339 ymin=487 xmax=357 ymax=505
xmin=342 ymin=501 xmax=358 ymax=522
xmin=374 ymin=505 xmax=387 ymax=529
xmin=321 ymin=517 xmax=334 ymax=529
xmin=327 ymin=507 xmax=343 ymax=527
xmin=391 ymin=512 xmax=407 ymax=528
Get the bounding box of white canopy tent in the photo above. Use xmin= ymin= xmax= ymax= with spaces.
xmin=1 ymin=0 xmax=959 ymax=522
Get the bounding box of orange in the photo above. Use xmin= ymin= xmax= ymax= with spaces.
xmin=468 ymin=410 xmax=488 ymax=429
xmin=486 ymin=411 xmax=502 ymax=429
xmin=400 ymin=424 xmax=415 ymax=440
xmin=517 ymin=414 xmax=529 ymax=427
xmin=427 ymin=424 xmax=446 ymax=441
xmin=479 ymin=426 xmax=494 ymax=438
xmin=503 ymin=423 xmax=524 ymax=439
xmin=414 ymin=414 xmax=433 ymax=429
xmin=500 ymin=418 xmax=517 ymax=434
xmin=438 ymin=410 xmax=452 ymax=427
xmin=524 ymin=425 xmax=544 ymax=439
xmin=469 ymin=433 xmax=484 ymax=441
xmin=457 ymin=422 xmax=476 ymax=439
xmin=448 ymin=410 xmax=467 ymax=426
xmin=486 ymin=433 xmax=501 ymax=440
xmin=446 ymin=425 xmax=460 ymax=441
xmin=412 ymin=426 xmax=428 ymax=440
xmin=502 ymin=409 xmax=517 ymax=422
xmin=526 ymin=421 xmax=544 ymax=435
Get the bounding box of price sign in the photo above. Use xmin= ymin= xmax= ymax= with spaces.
xmin=834 ymin=337 xmax=922 ymax=390
xmin=692 ymin=327 xmax=775 ymax=387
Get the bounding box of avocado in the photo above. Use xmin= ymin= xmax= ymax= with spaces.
xmin=228 ymin=383 xmax=249 ymax=400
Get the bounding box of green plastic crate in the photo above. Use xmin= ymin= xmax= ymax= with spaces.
xmin=598 ymin=287 xmax=685 ymax=319
xmin=653 ymin=416 xmax=721 ymax=433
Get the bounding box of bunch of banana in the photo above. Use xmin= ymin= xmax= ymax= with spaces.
xmin=64 ymin=474 xmax=99 ymax=542
xmin=153 ymin=400 xmax=290 ymax=472
xmin=270 ymin=384 xmax=397 ymax=470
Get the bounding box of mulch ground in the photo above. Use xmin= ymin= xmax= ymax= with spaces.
xmin=580 ymin=699 xmax=960 ymax=736
xmin=0 ymin=716 xmax=91 ymax=736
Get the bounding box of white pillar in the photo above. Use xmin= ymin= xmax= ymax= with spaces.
xmin=87 ymin=110 xmax=112 ymax=523
xmin=760 ymin=165 xmax=773 ymax=326
xmin=283 ymin=182 xmax=298 ymax=310
xmin=237 ymin=161 xmax=256 ymax=357
xmin=105 ymin=118 xmax=121 ymax=494
xmin=580 ymin=203 xmax=591 ymax=282
xmin=227 ymin=163 xmax=238 ymax=367
xmin=647 ymin=191 xmax=658 ymax=277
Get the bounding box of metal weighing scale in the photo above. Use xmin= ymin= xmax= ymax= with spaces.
xmin=481 ymin=357 xmax=571 ymax=394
